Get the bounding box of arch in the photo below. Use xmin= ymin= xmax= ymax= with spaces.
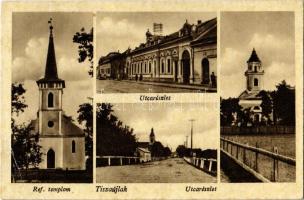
xmin=202 ymin=58 xmax=210 ymax=84
xmin=72 ymin=140 xmax=76 ymax=153
xmin=161 ymin=59 xmax=165 ymax=74
xmin=167 ymin=58 xmax=171 ymax=73
xmin=182 ymin=50 xmax=190 ymax=84
xmin=47 ymin=149 xmax=55 ymax=168
xmin=254 ymin=78 xmax=259 ymax=86
xmin=48 ymin=92 xmax=54 ymax=108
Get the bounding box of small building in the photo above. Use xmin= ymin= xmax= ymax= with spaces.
xmin=136 ymin=147 xmax=151 ymax=163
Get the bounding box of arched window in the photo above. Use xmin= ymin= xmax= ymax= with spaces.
xmin=149 ymin=62 xmax=152 ymax=73
xmin=161 ymin=60 xmax=165 ymax=74
xmin=254 ymin=78 xmax=259 ymax=86
xmin=48 ymin=92 xmax=54 ymax=108
xmin=167 ymin=59 xmax=171 ymax=73
xmin=72 ymin=140 xmax=76 ymax=153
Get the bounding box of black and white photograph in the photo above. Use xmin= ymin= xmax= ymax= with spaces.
xmin=96 ymin=12 xmax=217 ymax=93
xmin=11 ymin=13 xmax=93 ymax=183
xmin=219 ymin=12 xmax=296 ymax=183
xmin=96 ymin=103 xmax=218 ymax=183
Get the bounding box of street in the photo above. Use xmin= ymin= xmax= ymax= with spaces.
xmin=96 ymin=158 xmax=217 ymax=183
xmin=96 ymin=80 xmax=213 ymax=93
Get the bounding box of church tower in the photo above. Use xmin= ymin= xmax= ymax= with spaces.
xmin=149 ymin=128 xmax=155 ymax=145
xmin=245 ymin=48 xmax=264 ymax=92
xmin=35 ymin=19 xmax=85 ymax=170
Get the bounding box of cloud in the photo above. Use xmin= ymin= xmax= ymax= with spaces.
xmin=12 ymin=37 xmax=47 ymax=82
xmin=13 ymin=37 xmax=90 ymax=82
xmin=97 ymin=17 xmax=146 ymax=55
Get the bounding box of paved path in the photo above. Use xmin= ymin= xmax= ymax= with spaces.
xmin=96 ymin=80 xmax=216 ymax=93
xmin=96 ymin=158 xmax=217 ymax=183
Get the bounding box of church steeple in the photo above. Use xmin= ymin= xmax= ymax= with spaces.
xmin=44 ymin=18 xmax=59 ymax=80
xmin=245 ymin=48 xmax=264 ymax=91
xmin=149 ymin=128 xmax=155 ymax=145
xmin=37 ymin=18 xmax=65 ymax=87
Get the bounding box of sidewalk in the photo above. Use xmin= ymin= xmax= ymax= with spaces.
xmin=122 ymin=80 xmax=217 ymax=92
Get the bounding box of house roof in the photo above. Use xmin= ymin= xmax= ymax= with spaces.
xmin=137 ymin=147 xmax=151 ymax=153
xmin=239 ymin=90 xmax=262 ymax=100
xmin=137 ymin=142 xmax=150 ymax=149
xmin=30 ymin=114 xmax=84 ymax=137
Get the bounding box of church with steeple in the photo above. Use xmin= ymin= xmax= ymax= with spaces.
xmin=238 ymin=48 xmax=265 ymax=122
xmin=30 ymin=19 xmax=86 ymax=170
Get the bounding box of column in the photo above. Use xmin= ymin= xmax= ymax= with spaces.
xmin=120 ymin=158 xmax=123 ymax=166
xmin=178 ymin=60 xmax=182 ymax=83
xmin=208 ymin=160 xmax=213 ymax=172
xmin=108 ymin=157 xmax=111 ymax=166
xmin=190 ymin=56 xmax=194 ymax=84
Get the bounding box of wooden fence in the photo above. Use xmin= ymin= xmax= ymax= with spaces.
xmin=96 ymin=156 xmax=140 ymax=167
xmin=184 ymin=157 xmax=217 ymax=176
xmin=221 ymin=126 xmax=295 ymax=135
xmin=220 ymin=137 xmax=295 ymax=182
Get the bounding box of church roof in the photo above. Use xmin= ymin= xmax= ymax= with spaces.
xmin=239 ymin=90 xmax=262 ymax=100
xmin=30 ymin=114 xmax=84 ymax=137
xmin=37 ymin=21 xmax=65 ymax=85
xmin=137 ymin=142 xmax=150 ymax=149
xmin=247 ymin=48 xmax=261 ymax=63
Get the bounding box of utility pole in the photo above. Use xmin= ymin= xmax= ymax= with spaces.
xmin=186 ymin=135 xmax=188 ymax=148
xmin=189 ymin=119 xmax=195 ymax=152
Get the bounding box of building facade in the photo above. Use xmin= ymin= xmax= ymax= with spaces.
xmin=31 ymin=23 xmax=86 ymax=170
xmin=98 ymin=18 xmax=217 ymax=86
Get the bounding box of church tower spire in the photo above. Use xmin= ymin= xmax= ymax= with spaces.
xmin=149 ymin=128 xmax=155 ymax=145
xmin=44 ymin=18 xmax=59 ymax=80
xmin=245 ymin=48 xmax=264 ymax=91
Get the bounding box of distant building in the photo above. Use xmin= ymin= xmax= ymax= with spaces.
xmin=30 ymin=22 xmax=86 ymax=170
xmin=136 ymin=147 xmax=151 ymax=163
xmin=238 ymin=48 xmax=272 ymax=123
xmin=97 ymin=18 xmax=217 ymax=87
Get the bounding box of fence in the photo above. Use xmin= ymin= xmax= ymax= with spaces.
xmin=184 ymin=157 xmax=217 ymax=176
xmin=221 ymin=126 xmax=295 ymax=135
xmin=220 ymin=137 xmax=295 ymax=182
xmin=96 ymin=156 xmax=140 ymax=167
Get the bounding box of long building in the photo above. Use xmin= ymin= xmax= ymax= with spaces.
xmin=97 ymin=18 xmax=217 ymax=86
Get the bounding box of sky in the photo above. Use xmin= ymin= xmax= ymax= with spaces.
xmin=12 ymin=12 xmax=93 ymax=125
xmin=96 ymin=12 xmax=216 ymax=57
xmin=110 ymin=103 xmax=218 ymax=151
xmin=220 ymin=12 xmax=295 ymax=98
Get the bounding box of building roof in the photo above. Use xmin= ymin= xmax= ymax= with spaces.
xmin=137 ymin=147 xmax=151 ymax=153
xmin=247 ymin=48 xmax=261 ymax=63
xmin=239 ymin=90 xmax=262 ymax=100
xmin=137 ymin=142 xmax=150 ymax=149
xmin=37 ymin=23 xmax=65 ymax=85
xmin=30 ymin=114 xmax=84 ymax=137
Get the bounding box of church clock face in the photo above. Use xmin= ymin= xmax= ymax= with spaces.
xmin=48 ymin=121 xmax=54 ymax=128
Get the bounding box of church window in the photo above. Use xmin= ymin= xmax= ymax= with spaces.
xmin=72 ymin=140 xmax=76 ymax=153
xmin=145 ymin=63 xmax=147 ymax=73
xmin=254 ymin=66 xmax=257 ymax=72
xmin=48 ymin=121 xmax=54 ymax=128
xmin=48 ymin=92 xmax=54 ymax=108
xmin=167 ymin=59 xmax=171 ymax=73
xmin=254 ymin=78 xmax=259 ymax=86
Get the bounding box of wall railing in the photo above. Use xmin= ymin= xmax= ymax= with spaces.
xmin=220 ymin=137 xmax=295 ymax=182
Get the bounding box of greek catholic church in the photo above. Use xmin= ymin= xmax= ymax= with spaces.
xmin=30 ymin=21 xmax=85 ymax=170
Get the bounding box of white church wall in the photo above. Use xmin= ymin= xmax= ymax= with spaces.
xmin=63 ymin=137 xmax=86 ymax=170
xmin=39 ymin=137 xmax=64 ymax=169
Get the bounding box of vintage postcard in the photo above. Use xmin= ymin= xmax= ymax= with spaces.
xmin=1 ymin=0 xmax=303 ymax=200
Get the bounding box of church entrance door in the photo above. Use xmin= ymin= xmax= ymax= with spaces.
xmin=47 ymin=149 xmax=55 ymax=168
xmin=202 ymin=58 xmax=210 ymax=84
xmin=182 ymin=50 xmax=190 ymax=84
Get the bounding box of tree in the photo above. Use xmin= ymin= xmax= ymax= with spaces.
xmin=73 ymin=27 xmax=93 ymax=76
xmin=258 ymin=90 xmax=273 ymax=125
xmin=96 ymin=103 xmax=137 ymax=156
xmin=220 ymin=97 xmax=242 ymax=126
xmin=176 ymin=145 xmax=187 ymax=157
xmin=11 ymin=83 xmax=42 ymax=178
xmin=273 ymin=80 xmax=295 ymax=125
xmin=77 ymin=103 xmax=93 ymax=158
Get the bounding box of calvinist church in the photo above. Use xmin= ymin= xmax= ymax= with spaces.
xmin=30 ymin=21 xmax=86 ymax=170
